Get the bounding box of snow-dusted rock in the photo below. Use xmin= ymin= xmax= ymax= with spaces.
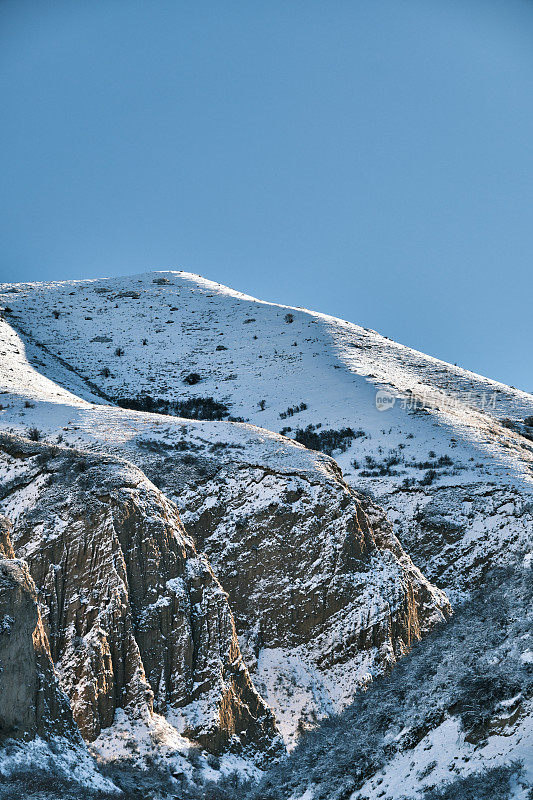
xmin=0 ymin=435 xmax=278 ymax=755
xmin=0 ymin=517 xmax=78 ymax=742
xmin=178 ymin=455 xmax=449 ymax=743
xmin=1 ymin=270 xmax=532 ymax=791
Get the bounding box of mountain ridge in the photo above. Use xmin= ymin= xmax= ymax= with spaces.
xmin=0 ymin=270 xmax=531 ymax=798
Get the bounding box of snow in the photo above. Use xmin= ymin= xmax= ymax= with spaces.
xmin=1 ymin=270 xmax=532 ymax=498
xmin=91 ymin=707 xmax=262 ymax=786
xmin=354 ymin=703 xmax=533 ymax=800
xmin=1 ymin=269 xmax=532 ymax=792
xmin=0 ymin=736 xmax=119 ymax=793
xmin=2 ymin=270 xmax=531 ymax=599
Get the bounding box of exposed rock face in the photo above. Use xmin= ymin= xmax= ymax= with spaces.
xmin=175 ymin=455 xmax=450 ymax=740
xmin=0 ymin=517 xmax=78 ymax=743
xmin=382 ymin=484 xmax=533 ymax=591
xmin=0 ymin=435 xmax=277 ymax=754
xmin=183 ymin=463 xmax=442 ymax=655
xmin=0 ymin=516 xmax=15 ymax=558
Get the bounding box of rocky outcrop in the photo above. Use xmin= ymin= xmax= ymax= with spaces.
xmin=0 ymin=517 xmax=78 ymax=743
xmin=0 ymin=435 xmax=278 ymax=755
xmin=173 ymin=453 xmax=450 ymax=740
xmin=382 ymin=483 xmax=533 ymax=591
xmin=183 ymin=463 xmax=443 ymax=656
xmin=0 ymin=516 xmax=15 ymax=558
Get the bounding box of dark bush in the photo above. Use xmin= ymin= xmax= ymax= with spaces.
xmin=292 ymin=424 xmax=364 ymax=456
xmin=184 ymin=373 xmax=201 ymax=385
xmin=116 ymin=395 xmax=229 ymax=421
xmin=423 ymin=762 xmax=523 ymax=800
xmin=454 ymin=671 xmax=522 ymax=734
xmin=27 ymin=427 xmax=41 ymax=441
xmin=419 ymin=469 xmax=437 ymax=486
xmin=279 ymin=402 xmax=308 ymax=419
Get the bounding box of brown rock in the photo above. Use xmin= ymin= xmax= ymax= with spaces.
xmin=0 ymin=435 xmax=278 ymax=754
xmin=0 ymin=522 xmax=78 ymax=742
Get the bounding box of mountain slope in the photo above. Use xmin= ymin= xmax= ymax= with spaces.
xmin=0 ymin=271 xmax=532 ymax=797
xmin=2 ymin=270 xmax=531 ymax=592
xmin=0 ymin=310 xmax=449 ymax=748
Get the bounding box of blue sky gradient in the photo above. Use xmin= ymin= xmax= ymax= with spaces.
xmin=1 ymin=0 xmax=532 ymax=390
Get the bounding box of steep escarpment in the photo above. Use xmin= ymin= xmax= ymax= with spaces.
xmin=0 ymin=435 xmax=277 ymax=755
xmin=168 ymin=451 xmax=450 ymax=742
xmin=0 ymin=517 xmax=78 ymax=743
xmin=2 ymin=270 xmax=532 ymax=794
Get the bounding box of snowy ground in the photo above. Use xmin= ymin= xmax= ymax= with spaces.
xmin=1 ymin=270 xmax=532 ymax=796
xmin=2 ymin=270 xmax=532 ymax=590
xmin=1 ymin=270 xmax=532 ymax=495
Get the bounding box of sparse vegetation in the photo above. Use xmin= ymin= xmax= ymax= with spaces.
xmin=116 ymin=395 xmax=230 ymax=420
xmin=27 ymin=427 xmax=41 ymax=441
xmin=419 ymin=468 xmax=437 ymax=486
xmin=279 ymin=402 xmax=307 ymax=419
xmin=422 ymin=762 xmax=524 ymax=800
xmin=284 ymin=313 xmax=294 ymax=323
xmin=184 ymin=372 xmax=201 ymax=385
xmin=247 ymin=567 xmax=532 ymax=800
xmin=291 ymin=424 xmax=364 ymax=455
xmin=357 ymin=450 xmax=457 ymax=481
xmin=360 ymin=452 xmax=404 ymax=477
xmin=411 ymin=454 xmax=454 ymax=469
xmin=114 ymin=346 xmax=124 ymax=357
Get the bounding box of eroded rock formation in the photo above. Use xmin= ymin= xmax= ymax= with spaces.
xmin=0 ymin=435 xmax=277 ymax=755
xmin=173 ymin=454 xmax=451 ymax=739
xmin=0 ymin=517 xmax=78 ymax=743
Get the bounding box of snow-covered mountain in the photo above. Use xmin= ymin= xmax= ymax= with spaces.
xmin=0 ymin=271 xmax=531 ymax=799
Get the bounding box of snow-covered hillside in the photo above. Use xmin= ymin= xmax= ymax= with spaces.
xmin=2 ymin=270 xmax=532 ymax=486
xmin=0 ymin=311 xmax=449 ymax=749
xmin=2 ymin=270 xmax=532 ymax=588
xmin=0 ymin=270 xmax=531 ymax=798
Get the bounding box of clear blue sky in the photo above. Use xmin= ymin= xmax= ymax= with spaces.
xmin=1 ymin=1 xmax=532 ymax=391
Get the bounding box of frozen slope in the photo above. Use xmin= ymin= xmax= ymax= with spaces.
xmin=2 ymin=270 xmax=531 ymax=485
xmin=0 ymin=270 xmax=532 ymax=796
xmin=2 ymin=270 xmax=532 ymax=591
xmin=0 ymin=310 xmax=450 ymax=749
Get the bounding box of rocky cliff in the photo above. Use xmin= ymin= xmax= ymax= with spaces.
xmin=0 ymin=434 xmax=277 ymax=756
xmin=1 ymin=271 xmax=531 ymax=795
xmin=0 ymin=517 xmax=78 ymax=744
xmin=175 ymin=455 xmax=449 ymax=742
